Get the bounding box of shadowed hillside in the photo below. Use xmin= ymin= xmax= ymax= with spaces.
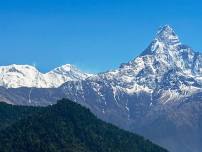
xmin=0 ymin=99 xmax=168 ymax=152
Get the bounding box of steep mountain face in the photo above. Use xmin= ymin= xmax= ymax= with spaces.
xmin=89 ymin=25 xmax=202 ymax=101
xmin=0 ymin=99 xmax=168 ymax=152
xmin=59 ymin=25 xmax=202 ymax=152
xmin=60 ymin=25 xmax=202 ymax=115
xmin=0 ymin=25 xmax=202 ymax=152
xmin=0 ymin=64 xmax=92 ymax=88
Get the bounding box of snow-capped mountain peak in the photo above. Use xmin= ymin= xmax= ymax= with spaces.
xmin=52 ymin=64 xmax=76 ymax=72
xmin=0 ymin=64 xmax=93 ymax=88
xmin=141 ymin=25 xmax=181 ymax=57
xmin=90 ymin=25 xmax=202 ymax=99
xmin=46 ymin=64 xmax=92 ymax=87
xmin=156 ymin=25 xmax=181 ymax=45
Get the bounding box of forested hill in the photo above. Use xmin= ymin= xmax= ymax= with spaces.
xmin=0 ymin=99 xmax=168 ymax=152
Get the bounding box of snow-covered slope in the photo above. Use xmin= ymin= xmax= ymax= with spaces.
xmin=76 ymin=25 xmax=202 ymax=102
xmin=0 ymin=64 xmax=92 ymax=88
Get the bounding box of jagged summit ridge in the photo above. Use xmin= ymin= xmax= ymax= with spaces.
xmin=0 ymin=64 xmax=92 ymax=88
xmin=141 ymin=25 xmax=181 ymax=56
xmin=156 ymin=25 xmax=181 ymax=45
xmin=80 ymin=25 xmax=202 ymax=103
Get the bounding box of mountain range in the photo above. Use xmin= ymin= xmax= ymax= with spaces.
xmin=0 ymin=64 xmax=91 ymax=88
xmin=0 ymin=25 xmax=202 ymax=152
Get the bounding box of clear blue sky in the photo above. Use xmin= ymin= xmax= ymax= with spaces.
xmin=0 ymin=0 xmax=201 ymax=73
